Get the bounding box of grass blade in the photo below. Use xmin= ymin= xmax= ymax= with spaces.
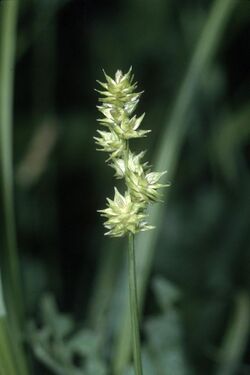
xmin=215 ymin=292 xmax=250 ymax=375
xmin=0 ymin=1 xmax=28 ymax=374
xmin=0 ymin=270 xmax=20 ymax=375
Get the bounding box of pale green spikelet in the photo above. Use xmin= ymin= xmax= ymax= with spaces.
xmin=95 ymin=68 xmax=169 ymax=237
xmin=99 ymin=188 xmax=153 ymax=237
xmin=127 ymin=170 xmax=169 ymax=203
xmin=115 ymin=112 xmax=151 ymax=140
xmin=110 ymin=151 xmax=148 ymax=179
xmin=96 ymin=68 xmax=141 ymax=114
xmin=94 ymin=129 xmax=125 ymax=159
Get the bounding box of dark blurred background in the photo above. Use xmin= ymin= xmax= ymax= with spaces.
xmin=9 ymin=0 xmax=250 ymax=374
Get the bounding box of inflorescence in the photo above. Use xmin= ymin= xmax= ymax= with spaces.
xmin=95 ymin=68 xmax=169 ymax=237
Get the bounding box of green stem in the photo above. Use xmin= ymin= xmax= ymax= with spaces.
xmin=215 ymin=292 xmax=250 ymax=375
xmin=124 ymin=139 xmax=129 ymax=169
xmin=0 ymin=270 xmax=20 ymax=375
xmin=0 ymin=318 xmax=18 ymax=375
xmin=128 ymin=233 xmax=143 ymax=375
xmin=0 ymin=1 xmax=28 ymax=374
xmin=0 ymin=0 xmax=23 ymax=326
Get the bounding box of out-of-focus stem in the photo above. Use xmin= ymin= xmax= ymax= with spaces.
xmin=0 ymin=0 xmax=22 ymax=328
xmin=0 ymin=270 xmax=19 ymax=375
xmin=215 ymin=292 xmax=250 ymax=375
xmin=0 ymin=318 xmax=18 ymax=375
xmin=0 ymin=1 xmax=28 ymax=374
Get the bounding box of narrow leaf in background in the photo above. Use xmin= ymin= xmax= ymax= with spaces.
xmin=0 ymin=1 xmax=28 ymax=374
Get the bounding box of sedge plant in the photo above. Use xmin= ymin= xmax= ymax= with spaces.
xmin=95 ymin=68 xmax=169 ymax=374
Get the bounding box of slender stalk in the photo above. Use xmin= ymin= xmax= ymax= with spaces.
xmin=215 ymin=292 xmax=250 ymax=375
xmin=0 ymin=270 xmax=19 ymax=375
xmin=0 ymin=1 xmax=28 ymax=374
xmin=0 ymin=0 xmax=23 ymax=327
xmin=128 ymin=233 xmax=143 ymax=375
xmin=0 ymin=318 xmax=18 ymax=375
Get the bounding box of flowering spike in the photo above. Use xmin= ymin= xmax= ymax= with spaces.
xmin=95 ymin=68 xmax=169 ymax=237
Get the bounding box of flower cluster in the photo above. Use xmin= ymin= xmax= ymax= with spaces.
xmin=95 ymin=68 xmax=169 ymax=237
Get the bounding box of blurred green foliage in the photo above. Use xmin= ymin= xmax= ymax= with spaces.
xmin=0 ymin=0 xmax=250 ymax=374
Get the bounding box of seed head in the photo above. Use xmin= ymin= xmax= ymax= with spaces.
xmin=95 ymin=68 xmax=169 ymax=237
